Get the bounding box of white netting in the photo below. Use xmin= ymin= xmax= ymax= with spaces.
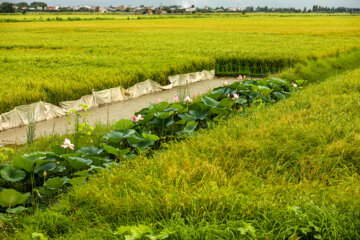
xmin=0 ymin=70 xmax=215 ymax=131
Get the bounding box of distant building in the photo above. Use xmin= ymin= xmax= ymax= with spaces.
xmin=185 ymin=7 xmax=195 ymax=12
xmin=145 ymin=6 xmax=154 ymax=14
xmin=227 ymin=7 xmax=237 ymax=12
xmin=155 ymin=8 xmax=167 ymax=14
xmin=69 ymin=6 xmax=80 ymax=11
xmin=46 ymin=6 xmax=56 ymax=11
xmin=98 ymin=6 xmax=107 ymax=12
xmin=117 ymin=5 xmax=126 ymax=11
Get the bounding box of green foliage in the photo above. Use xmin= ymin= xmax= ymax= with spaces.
xmin=0 ymin=189 xmax=29 ymax=208
xmin=9 ymin=69 xmax=360 ymax=239
xmin=0 ymin=166 xmax=26 ymax=182
xmin=0 ymin=77 xmax=295 ymax=216
xmin=0 ymin=15 xmax=359 ymax=113
xmin=114 ymin=225 xmax=174 ymax=240
xmin=0 ymin=148 xmax=14 ymax=164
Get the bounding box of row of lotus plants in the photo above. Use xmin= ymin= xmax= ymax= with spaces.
xmin=0 ymin=77 xmax=302 ymax=220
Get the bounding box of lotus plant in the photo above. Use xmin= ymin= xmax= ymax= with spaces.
xmin=132 ymin=114 xmax=144 ymax=122
xmin=292 ymin=82 xmax=298 ymax=88
xmin=238 ymin=75 xmax=243 ymax=80
xmin=61 ymin=138 xmax=75 ymax=150
xmin=156 ymin=98 xmax=162 ymax=103
xmin=223 ymin=81 xmax=229 ymax=86
xmin=183 ymin=96 xmax=193 ymax=103
xmin=174 ymin=95 xmax=180 ymax=103
xmin=232 ymin=93 xmax=239 ymax=100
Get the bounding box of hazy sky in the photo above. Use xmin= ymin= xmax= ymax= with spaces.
xmin=5 ymin=0 xmax=360 ymax=8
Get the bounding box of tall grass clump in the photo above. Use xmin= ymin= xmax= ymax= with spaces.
xmin=277 ymin=48 xmax=360 ymax=83
xmin=7 ymin=68 xmax=360 ymax=239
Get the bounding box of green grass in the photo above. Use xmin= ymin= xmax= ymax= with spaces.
xmin=6 ymin=68 xmax=360 ymax=239
xmin=0 ymin=14 xmax=359 ymax=113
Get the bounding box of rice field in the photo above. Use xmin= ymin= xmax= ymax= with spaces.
xmin=0 ymin=14 xmax=359 ymax=113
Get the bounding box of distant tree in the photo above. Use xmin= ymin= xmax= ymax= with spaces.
xmin=59 ymin=7 xmax=69 ymax=12
xmin=313 ymin=5 xmax=318 ymax=12
xmin=303 ymin=7 xmax=307 ymax=12
xmin=30 ymin=2 xmax=47 ymax=8
xmin=17 ymin=2 xmax=28 ymax=8
xmin=0 ymin=2 xmax=15 ymax=13
xmin=162 ymin=6 xmax=171 ymax=13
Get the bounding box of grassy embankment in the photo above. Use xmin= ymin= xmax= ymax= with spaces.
xmin=4 ymin=55 xmax=360 ymax=239
xmin=0 ymin=14 xmax=359 ymax=113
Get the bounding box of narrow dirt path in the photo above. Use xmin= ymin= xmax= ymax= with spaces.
xmin=0 ymin=77 xmax=239 ymax=146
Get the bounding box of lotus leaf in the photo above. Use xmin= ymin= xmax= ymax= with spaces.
xmin=6 ymin=206 xmax=28 ymax=214
xmin=65 ymin=157 xmax=92 ymax=169
xmin=102 ymin=144 xmax=130 ymax=158
xmin=202 ymin=96 xmax=220 ymax=107
xmin=155 ymin=111 xmax=174 ymax=120
xmin=115 ymin=119 xmax=135 ymax=130
xmin=34 ymin=162 xmax=57 ymax=174
xmin=236 ymin=98 xmax=248 ymax=105
xmin=219 ymin=98 xmax=235 ymax=108
xmin=69 ymin=177 xmax=87 ymax=186
xmin=142 ymin=133 xmax=160 ymax=142
xmin=77 ymin=146 xmax=104 ymax=156
xmin=272 ymin=92 xmax=287 ymax=100
xmin=44 ymin=177 xmax=66 ymax=189
xmin=189 ymin=110 xmax=208 ymax=120
xmin=103 ymin=129 xmax=136 ymax=143
xmin=12 ymin=156 xmax=35 ymax=173
xmin=154 ymin=102 xmax=169 ymax=112
xmin=0 ymin=166 xmax=26 ymax=182
xmin=0 ymin=189 xmax=30 ymax=208
xmin=210 ymin=107 xmax=229 ymax=116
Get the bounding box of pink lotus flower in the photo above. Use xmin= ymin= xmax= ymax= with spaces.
xmin=174 ymin=95 xmax=180 ymax=102
xmin=43 ymin=170 xmax=47 ymax=177
xmin=183 ymin=96 xmax=193 ymax=103
xmin=238 ymin=75 xmax=243 ymax=80
xmin=156 ymin=98 xmax=162 ymax=103
xmin=232 ymin=93 xmax=239 ymax=100
xmin=61 ymin=138 xmax=75 ymax=150
xmin=227 ymin=93 xmax=230 ymax=98
xmin=223 ymin=81 xmax=229 ymax=86
xmin=132 ymin=114 xmax=144 ymax=122
xmin=292 ymin=82 xmax=298 ymax=88
xmin=192 ymin=92 xmax=196 ymax=98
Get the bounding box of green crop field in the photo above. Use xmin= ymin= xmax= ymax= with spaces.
xmin=2 ymin=12 xmax=360 ymax=240
xmin=0 ymin=14 xmax=359 ymax=113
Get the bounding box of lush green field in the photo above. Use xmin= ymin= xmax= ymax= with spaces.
xmin=6 ymin=67 xmax=360 ymax=239
xmin=0 ymin=14 xmax=359 ymax=113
